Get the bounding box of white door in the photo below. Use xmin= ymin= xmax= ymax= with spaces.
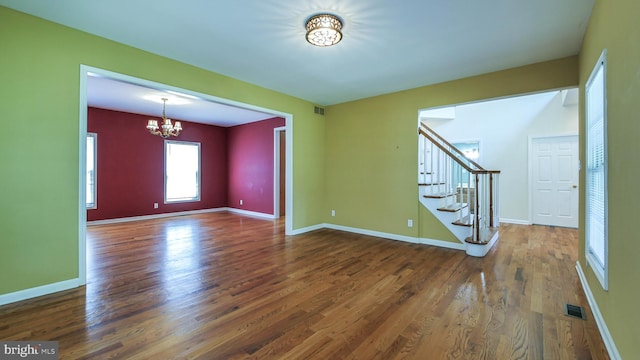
xmin=531 ymin=136 xmax=579 ymax=228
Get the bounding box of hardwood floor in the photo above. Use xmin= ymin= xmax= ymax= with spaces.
xmin=0 ymin=213 xmax=609 ymax=359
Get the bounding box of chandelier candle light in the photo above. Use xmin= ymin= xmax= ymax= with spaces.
xmin=305 ymin=13 xmax=343 ymax=47
xmin=146 ymin=98 xmax=182 ymax=138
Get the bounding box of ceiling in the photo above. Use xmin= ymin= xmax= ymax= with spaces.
xmin=1 ymin=0 xmax=594 ymax=124
xmin=86 ymin=74 xmax=276 ymax=127
xmin=419 ymin=88 xmax=578 ymax=121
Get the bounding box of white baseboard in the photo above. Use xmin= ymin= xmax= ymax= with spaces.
xmin=324 ymin=223 xmax=465 ymax=250
xmin=415 ymin=237 xmax=466 ymax=250
xmin=289 ymin=223 xmax=466 ymax=251
xmin=88 ymin=207 xmax=227 ymax=225
xmin=0 ymin=278 xmax=81 ymax=306
xmin=499 ymin=218 xmax=531 ymax=225
xmin=325 ymin=223 xmax=417 ymax=243
xmin=289 ymin=223 xmax=326 ymax=235
xmin=225 ymin=207 xmax=276 ymax=220
xmin=576 ymin=261 xmax=621 ymax=360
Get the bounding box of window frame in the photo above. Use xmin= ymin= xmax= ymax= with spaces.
xmin=585 ymin=49 xmax=608 ymax=290
xmin=164 ymin=140 xmax=201 ymax=204
xmin=86 ymin=132 xmax=97 ymax=209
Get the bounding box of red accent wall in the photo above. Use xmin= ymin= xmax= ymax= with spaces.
xmin=87 ymin=107 xmax=227 ymax=221
xmin=227 ymin=117 xmax=285 ymax=214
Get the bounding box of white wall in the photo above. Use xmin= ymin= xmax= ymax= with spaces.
xmin=423 ymin=90 xmax=578 ymax=223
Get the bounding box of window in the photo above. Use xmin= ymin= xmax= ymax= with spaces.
xmin=452 ymin=140 xmax=480 ymax=188
xmin=452 ymin=140 xmax=480 ymax=161
xmin=165 ymin=141 xmax=201 ymax=203
xmin=585 ymin=50 xmax=608 ymax=290
xmin=86 ymin=133 xmax=97 ymax=209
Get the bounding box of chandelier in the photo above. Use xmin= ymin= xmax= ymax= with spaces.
xmin=146 ymin=98 xmax=182 ymax=138
xmin=305 ymin=14 xmax=343 ymax=47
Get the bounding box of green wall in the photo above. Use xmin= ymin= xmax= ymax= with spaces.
xmin=324 ymin=57 xmax=579 ymax=240
xmin=7 ymin=10 xmax=630 ymax=356
xmin=578 ymin=0 xmax=640 ymax=357
xmin=0 ymin=6 xmax=325 ymax=295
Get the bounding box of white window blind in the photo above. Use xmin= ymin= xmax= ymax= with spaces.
xmin=585 ymin=50 xmax=608 ymax=290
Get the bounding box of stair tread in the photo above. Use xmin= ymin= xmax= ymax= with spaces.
xmin=452 ymin=214 xmax=474 ymax=227
xmin=423 ymin=192 xmax=455 ymax=199
xmin=437 ymin=203 xmax=468 ymax=212
xmin=465 ymin=227 xmax=499 ymax=244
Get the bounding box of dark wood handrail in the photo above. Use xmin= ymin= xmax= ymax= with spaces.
xmin=420 ymin=129 xmax=488 ymax=174
xmin=420 ymin=122 xmax=486 ymax=171
xmin=419 ymin=124 xmax=502 ymax=244
xmin=419 ymin=123 xmax=501 ymax=175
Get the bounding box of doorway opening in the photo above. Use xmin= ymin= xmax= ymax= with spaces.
xmin=78 ymin=65 xmax=294 ymax=285
xmin=419 ymin=88 xmax=579 ymax=227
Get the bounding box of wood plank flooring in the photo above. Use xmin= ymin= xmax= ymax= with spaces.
xmin=0 ymin=213 xmax=609 ymax=359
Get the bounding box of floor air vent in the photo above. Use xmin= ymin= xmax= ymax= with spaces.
xmin=564 ymin=303 xmax=587 ymax=320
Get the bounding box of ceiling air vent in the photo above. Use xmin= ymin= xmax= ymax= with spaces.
xmin=314 ymin=106 xmax=325 ymax=115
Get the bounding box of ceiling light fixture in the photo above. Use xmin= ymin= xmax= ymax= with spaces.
xmin=305 ymin=13 xmax=343 ymax=47
xmin=146 ymin=98 xmax=182 ymax=138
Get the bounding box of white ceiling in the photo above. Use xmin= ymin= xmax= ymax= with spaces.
xmin=419 ymin=88 xmax=578 ymax=121
xmin=86 ymin=74 xmax=276 ymax=127
xmin=1 ymin=0 xmax=594 ymax=123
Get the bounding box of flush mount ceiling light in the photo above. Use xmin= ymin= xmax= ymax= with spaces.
xmin=305 ymin=13 xmax=343 ymax=47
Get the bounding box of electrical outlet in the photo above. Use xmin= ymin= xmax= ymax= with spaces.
xmin=407 ymin=219 xmax=413 ymax=228
xmin=331 ymin=210 xmax=336 ymax=217
xmin=154 ymin=203 xmax=158 ymax=209
xmin=240 ymin=199 xmax=243 ymax=205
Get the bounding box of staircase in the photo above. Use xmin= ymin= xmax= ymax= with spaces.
xmin=418 ymin=123 xmax=500 ymax=257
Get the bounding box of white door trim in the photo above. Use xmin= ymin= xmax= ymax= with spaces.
xmin=273 ymin=126 xmax=286 ymax=218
